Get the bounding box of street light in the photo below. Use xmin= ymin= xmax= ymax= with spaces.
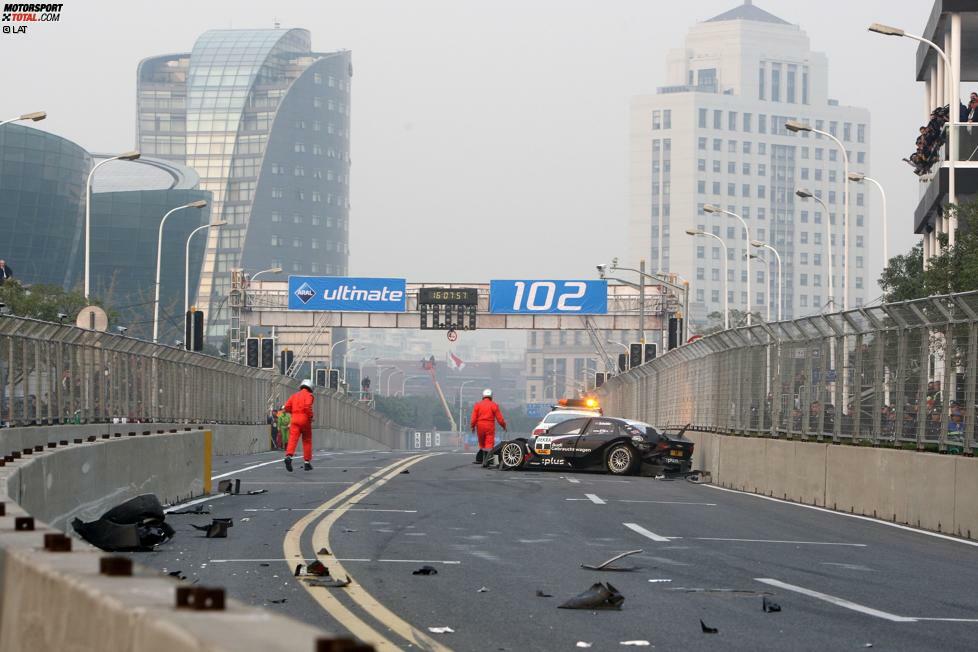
xmin=686 ymin=228 xmax=728 ymax=329
xmin=0 ymin=111 xmax=46 ymax=127
xmin=869 ymin=22 xmax=957 ymax=242
xmin=458 ymin=379 xmax=477 ymax=432
xmin=153 ymin=199 xmax=208 ymax=343
xmin=795 ymin=189 xmax=836 ymax=312
xmin=185 ymin=220 xmax=227 ymax=313
xmin=602 ymin=259 xmax=690 ymax=346
xmin=848 ymin=172 xmax=888 ymax=267
xmin=786 ymin=120 xmax=849 ymax=310
xmin=704 ymin=204 xmax=752 ymax=324
xmin=750 ymin=240 xmax=783 ymax=322
xmin=250 ymin=266 xmax=283 ymax=282
xmin=85 ymin=151 xmax=140 ymax=299
xmin=342 ymin=345 xmax=366 ymax=391
xmin=387 ymin=369 xmax=404 ymax=396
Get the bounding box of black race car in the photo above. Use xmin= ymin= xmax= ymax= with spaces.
xmin=487 ymin=417 xmax=694 ymax=476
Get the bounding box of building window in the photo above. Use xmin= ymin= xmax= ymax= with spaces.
xmin=696 ymin=246 xmax=705 ymax=259
xmin=856 ymin=192 xmax=865 ymax=207
xmin=311 ymin=215 xmax=321 ymax=226
xmin=856 ymin=215 xmax=864 ymax=227
xmin=292 ymin=213 xmax=303 ymax=224
xmin=271 ymin=188 xmax=284 ymax=199
xmin=742 ymin=184 xmax=750 ymax=197
xmin=697 ymin=158 xmax=706 ymax=172
xmin=857 ymin=256 xmax=864 ymax=269
xmin=757 ymin=185 xmax=766 ymax=199
xmin=856 ymin=277 xmax=864 ymax=289
xmin=857 ymin=124 xmax=866 ymax=143
xmin=844 ymin=122 xmax=853 ymax=142
xmin=801 ymin=232 xmax=809 ymax=244
xmin=294 ymin=142 xmax=306 ymax=153
xmin=758 ymin=63 xmax=765 ymax=100
xmin=743 ymin=163 xmax=751 ymax=175
xmin=294 ymin=165 xmax=305 ymax=176
xmin=786 ymin=64 xmax=796 ymax=103
xmin=743 ymin=141 xmax=751 ymax=154
xmin=271 ymin=235 xmax=282 ymax=246
xmin=713 ymin=138 xmax=722 ymax=151
xmin=698 ymin=108 xmax=707 ymax=128
xmin=759 ymin=114 xmax=767 ymax=134
xmin=712 ymin=268 xmax=721 ymax=281
xmin=313 ymin=72 xmax=322 ymax=84
xmin=714 ymin=110 xmax=722 ymax=129
xmin=697 ymin=180 xmax=706 ymax=193
xmin=713 ymin=160 xmax=721 ymax=173
xmin=800 ymin=295 xmax=809 ymax=308
xmin=696 ymin=267 xmax=705 ymax=280
xmin=712 ymin=181 xmax=721 ymax=194
xmin=663 ymin=109 xmax=671 ymax=129
xmin=652 ymin=110 xmax=661 ymax=130
xmin=743 ymin=113 xmax=752 ymax=132
xmin=698 ymin=137 xmax=707 ymax=150
xmin=728 ymin=161 xmax=736 ymax=174
xmin=313 ymin=97 xmax=323 ymax=108
xmin=312 ymin=191 xmax=322 ymax=203
xmin=857 ymin=151 xmax=866 ymax=164
xmin=729 ymin=111 xmax=737 ymax=130
xmin=771 ymin=63 xmax=781 ymax=102
xmin=696 ymin=289 xmax=705 ymax=302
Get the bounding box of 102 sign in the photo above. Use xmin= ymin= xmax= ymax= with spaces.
xmin=489 ymin=280 xmax=607 ymax=314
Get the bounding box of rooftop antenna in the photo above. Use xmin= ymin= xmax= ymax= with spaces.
xmin=274 ymin=18 xmax=280 ymax=29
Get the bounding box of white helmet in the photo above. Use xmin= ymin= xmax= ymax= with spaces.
xmin=483 ymin=388 xmax=492 ymax=398
xmin=300 ymin=379 xmax=314 ymax=390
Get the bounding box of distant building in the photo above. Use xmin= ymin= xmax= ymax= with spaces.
xmin=629 ymin=1 xmax=871 ymax=322
xmin=524 ymin=330 xmax=603 ymax=404
xmin=137 ymin=29 xmax=352 ymax=339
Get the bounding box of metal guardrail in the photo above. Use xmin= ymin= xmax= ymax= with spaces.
xmin=0 ymin=315 xmax=406 ymax=448
xmin=599 ymin=291 xmax=978 ymax=452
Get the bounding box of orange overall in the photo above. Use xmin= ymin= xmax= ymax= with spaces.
xmin=470 ymin=398 xmax=507 ymax=450
xmin=284 ymin=388 xmax=315 ymax=461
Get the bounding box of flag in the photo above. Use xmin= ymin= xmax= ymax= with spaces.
xmin=448 ymin=351 xmax=465 ymax=371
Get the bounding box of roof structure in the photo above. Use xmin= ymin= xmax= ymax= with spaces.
xmin=705 ymin=0 xmax=789 ymax=26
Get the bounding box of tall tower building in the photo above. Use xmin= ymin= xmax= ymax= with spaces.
xmin=137 ymin=29 xmax=352 ymax=338
xmin=629 ymin=2 xmax=871 ymax=323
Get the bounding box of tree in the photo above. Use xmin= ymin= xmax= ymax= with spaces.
xmin=0 ymin=280 xmax=110 ymax=324
xmin=699 ymin=308 xmax=766 ymax=335
xmin=879 ymin=243 xmax=925 ymax=302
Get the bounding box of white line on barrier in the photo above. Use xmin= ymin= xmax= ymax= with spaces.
xmin=585 ymin=493 xmax=606 ymax=504
xmin=702 ymin=484 xmax=978 ymax=549
xmin=623 ymin=522 xmax=671 ymax=542
xmin=754 ymin=578 xmax=916 ymax=622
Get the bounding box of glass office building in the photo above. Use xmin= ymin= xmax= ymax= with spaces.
xmin=0 ymin=123 xmax=91 ymax=287
xmin=137 ymin=29 xmax=353 ymax=339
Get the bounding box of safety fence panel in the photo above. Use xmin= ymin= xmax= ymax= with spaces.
xmin=599 ymin=291 xmax=978 ymax=453
xmin=0 ymin=316 xmax=406 ymax=448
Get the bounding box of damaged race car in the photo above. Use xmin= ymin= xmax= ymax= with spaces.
xmin=487 ymin=416 xmax=694 ymax=476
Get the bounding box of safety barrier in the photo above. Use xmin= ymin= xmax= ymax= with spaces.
xmin=0 ymin=315 xmax=407 ymax=449
xmin=600 ymin=291 xmax=978 ymax=452
xmin=0 ymin=430 xmax=360 ymax=652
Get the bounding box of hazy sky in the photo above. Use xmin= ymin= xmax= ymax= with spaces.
xmin=0 ymin=0 xmax=933 ymax=301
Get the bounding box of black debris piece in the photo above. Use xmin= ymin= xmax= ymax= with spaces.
xmin=168 ymin=570 xmax=186 ymax=580
xmin=535 ymin=590 xmax=553 ymax=598
xmin=558 ymin=582 xmax=625 ymax=610
xmin=71 ymin=494 xmax=175 ymax=552
xmin=246 ymin=489 xmax=268 ymax=495
xmin=294 ymin=564 xmax=304 ymax=577
xmin=217 ymin=479 xmax=233 ymax=494
xmin=191 ymin=519 xmax=231 ymax=538
xmin=234 ymin=479 xmax=241 ymax=494
xmin=268 ymin=598 xmax=287 ymax=604
xmin=700 ymin=620 xmax=718 ymax=634
xmin=342 ymin=469 xmax=348 ymax=472
xmin=169 ymin=504 xmax=209 ymax=515
xmin=477 ymin=586 xmax=489 ymax=593
xmin=762 ymin=597 xmax=782 ymax=613
xmin=581 ymin=549 xmax=643 ymax=572
xmin=343 ymin=528 xmax=357 ymax=533
xmin=412 ymin=565 xmax=438 ymax=576
xmin=307 ymin=560 xmax=330 ymax=576
xmin=400 ymin=469 xmax=410 ymax=474
xmin=306 ymin=575 xmax=352 ymax=588
xmin=317 ymin=547 xmax=330 ymax=556
xmin=260 ymin=563 xmax=270 ymax=567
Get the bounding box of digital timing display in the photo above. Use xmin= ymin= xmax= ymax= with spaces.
xmin=418 ymin=287 xmax=478 ymax=306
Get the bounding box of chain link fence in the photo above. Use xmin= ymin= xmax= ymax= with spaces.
xmin=0 ymin=315 xmax=406 ymax=447
xmin=599 ymin=291 xmax=978 ymax=452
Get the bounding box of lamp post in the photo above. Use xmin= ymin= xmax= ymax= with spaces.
xmin=0 ymin=111 xmax=46 ymax=127
xmin=704 ymin=204 xmax=751 ymax=324
xmin=602 ymin=260 xmax=690 ymax=347
xmin=686 ymin=228 xmax=728 ymax=329
xmin=85 ymin=151 xmax=140 ymax=300
xmin=185 ymin=220 xmax=226 ymax=313
xmin=328 ymin=338 xmax=351 ymax=385
xmin=387 ymin=369 xmax=404 ymax=396
xmin=795 ymin=189 xmax=836 ymax=313
xmin=747 ymin=252 xmax=770 ymax=323
xmin=250 ymin=266 xmax=283 ymax=282
xmin=786 ymin=120 xmax=849 ymax=310
xmin=869 ymin=22 xmax=957 ymax=245
xmin=750 ymin=241 xmax=783 ymax=322
xmin=342 ymin=345 xmax=366 ymax=391
xmin=458 ymin=379 xmax=477 ymax=432
xmin=848 ymin=172 xmax=888 ymax=267
xmin=153 ymin=200 xmax=208 ymax=343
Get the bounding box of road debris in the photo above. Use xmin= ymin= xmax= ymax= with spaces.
xmin=535 ymin=590 xmax=553 ymax=598
xmin=477 ymin=586 xmax=489 ymax=593
xmin=294 ymin=564 xmax=304 ymax=577
xmin=306 ymin=575 xmax=352 ymax=588
xmin=427 ymin=627 xmax=454 ymax=634
xmin=762 ymin=597 xmax=781 ymax=613
xmin=400 ymin=469 xmax=411 ymax=474
xmin=558 ymin=582 xmax=625 ymax=610
xmin=169 ymin=504 xmax=209 ymax=515
xmin=259 ymin=563 xmax=270 ymax=567
xmin=620 ymin=642 xmax=651 ymax=647
xmin=246 ymin=489 xmax=268 ymax=495
xmin=581 ymin=549 xmax=643 ymax=571
xmin=72 ymin=494 xmax=175 ymax=552
xmin=412 ymin=565 xmax=438 ymax=576
xmin=343 ymin=528 xmax=357 ymax=533
xmin=686 ymin=470 xmax=712 ymax=484
xmin=647 ymin=579 xmax=672 ymax=583
xmin=190 ymin=519 xmax=232 ymax=538
xmin=700 ymin=620 xmax=718 ymax=634
xmin=575 ymin=643 xmax=592 ymax=649
xmin=317 ymin=547 xmax=331 ymax=555
xmin=268 ymin=598 xmax=287 ymax=604
xmin=306 ymin=560 xmax=330 ymax=576
xmin=167 ymin=570 xmax=186 ymax=580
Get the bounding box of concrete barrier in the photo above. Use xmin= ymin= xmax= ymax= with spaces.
xmin=694 ymin=431 xmax=978 ymax=541
xmin=0 ymin=432 xmax=346 ymax=652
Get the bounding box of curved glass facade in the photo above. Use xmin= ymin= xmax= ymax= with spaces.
xmin=138 ymin=29 xmax=352 ymax=339
xmin=0 ymin=124 xmax=90 ymax=287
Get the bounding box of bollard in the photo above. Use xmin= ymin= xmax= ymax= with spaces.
xmin=59 ymin=440 xmax=68 ymax=446
xmin=11 ymin=451 xmax=21 ymax=459
xmin=47 ymin=442 xmax=57 ymax=449
xmin=73 ymin=439 xmax=82 ymax=444
xmin=14 ymin=517 xmax=34 ymax=531
xmin=44 ymin=533 xmax=72 ymax=552
xmin=34 ymin=445 xmax=44 ymax=452
xmin=0 ymin=502 xmax=5 ymax=516
xmin=22 ymin=448 xmax=32 ymax=455
xmin=101 ymin=434 xmax=110 ymax=440
xmin=176 ymin=586 xmax=226 ymax=611
xmin=86 ymin=435 xmax=97 ymax=442
xmin=100 ymin=557 xmax=133 ymax=577
xmin=316 ymin=639 xmax=373 ymax=652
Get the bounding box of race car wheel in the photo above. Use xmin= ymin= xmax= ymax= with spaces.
xmin=605 ymin=444 xmax=636 ymax=475
xmin=499 ymin=441 xmax=525 ymax=470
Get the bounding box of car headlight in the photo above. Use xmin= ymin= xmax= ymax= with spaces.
xmin=631 ymin=435 xmax=649 ymax=447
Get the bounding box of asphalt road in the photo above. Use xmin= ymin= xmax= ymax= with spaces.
xmin=126 ymin=446 xmax=978 ymax=651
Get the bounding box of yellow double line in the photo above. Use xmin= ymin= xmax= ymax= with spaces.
xmin=283 ymin=453 xmax=451 ymax=652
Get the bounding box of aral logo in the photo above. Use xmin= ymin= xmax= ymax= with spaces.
xmin=294 ymin=282 xmax=316 ymax=305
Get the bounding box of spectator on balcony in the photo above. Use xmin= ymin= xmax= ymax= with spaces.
xmin=966 ymin=93 xmax=978 ymax=123
xmin=0 ymin=260 xmax=12 ymax=285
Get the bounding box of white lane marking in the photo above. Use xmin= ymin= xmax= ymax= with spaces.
xmin=248 ymin=481 xmax=356 ymax=485
xmin=755 ymin=578 xmax=916 ymax=622
xmin=619 ymin=500 xmax=717 ymax=506
xmin=211 ymin=454 xmax=334 ymax=480
xmin=209 ymin=558 xmax=460 ymax=565
xmin=703 ymin=484 xmax=978 ymax=549
xmin=243 ymin=508 xmax=417 ymax=513
xmin=623 ymin=522 xmax=670 ymax=542
xmin=697 ymin=537 xmax=866 ymax=547
xmin=821 ymin=563 xmax=874 ymax=572
xmin=164 ymin=493 xmax=229 ymax=513
xmin=914 ymin=617 xmax=978 ymax=623
xmin=567 ymin=477 xmax=581 ymax=484
xmin=585 ymin=494 xmax=606 ymax=504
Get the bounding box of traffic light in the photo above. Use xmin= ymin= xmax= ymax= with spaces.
xmin=644 ymin=343 xmax=657 ymax=363
xmin=617 ymin=353 xmax=628 ymax=373
xmin=279 ymin=349 xmax=294 ymax=375
xmin=328 ymin=369 xmax=340 ymax=390
xmin=629 ymin=343 xmax=642 ymax=369
xmin=184 ymin=309 xmax=204 ymax=352
xmin=260 ymin=338 xmax=275 ymax=369
xmin=315 ymin=368 xmax=328 ymax=387
xmin=246 ymin=338 xmax=260 ymax=368
xmin=668 ymin=316 xmax=683 ymax=350
xmin=594 ymin=372 xmax=606 ymax=388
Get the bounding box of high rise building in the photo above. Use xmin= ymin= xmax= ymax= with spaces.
xmin=629 ymin=1 xmax=871 ymax=323
xmin=137 ymin=29 xmax=352 ymax=338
